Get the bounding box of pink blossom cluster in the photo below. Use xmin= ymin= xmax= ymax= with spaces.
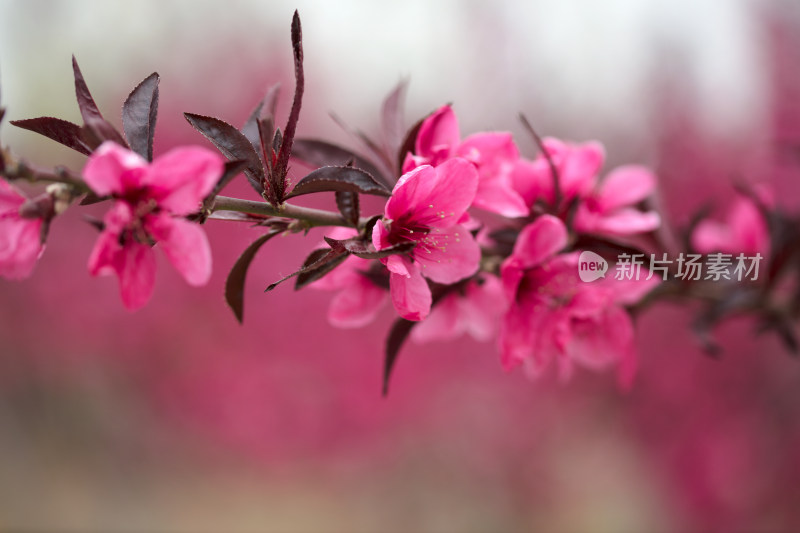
xmin=316 ymin=104 xmax=668 ymax=384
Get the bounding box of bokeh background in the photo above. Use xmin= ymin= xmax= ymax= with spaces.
xmin=2 ymin=0 xmax=800 ymax=531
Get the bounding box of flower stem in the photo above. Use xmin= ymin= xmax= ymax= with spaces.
xmin=211 ymin=195 xmax=355 ymax=228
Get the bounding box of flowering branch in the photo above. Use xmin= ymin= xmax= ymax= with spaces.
xmin=1 ymin=10 xmax=797 ymax=394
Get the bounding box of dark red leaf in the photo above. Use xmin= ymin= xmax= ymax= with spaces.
xmin=383 ymin=318 xmax=417 ymax=396
xmin=72 ymin=56 xmax=103 ymax=124
xmin=226 ymin=230 xmax=283 ymax=323
xmin=241 ymin=83 xmax=280 ymax=152
xmin=396 ymin=114 xmax=426 ymax=175
xmin=184 ymin=113 xmax=265 ymax=194
xmin=272 ymin=10 xmax=304 ymax=200
xmin=335 ymin=191 xmax=359 ymax=227
xmin=294 ymin=247 xmax=349 ymax=290
xmin=10 ymin=117 xmax=92 ymax=155
xmin=122 ymin=72 xmax=160 ymax=161
xmin=381 ymin=78 xmax=409 ymax=157
xmin=265 ymin=243 xmax=348 ymax=292
xmin=291 ymin=139 xmax=390 ymax=187
xmin=285 ymin=166 xmax=390 ymax=199
xmin=80 ymin=117 xmax=128 ymax=150
xmin=82 ymin=214 xmax=105 ymax=232
xmin=330 ymin=112 xmax=395 ymax=180
xmin=207 ymin=160 xmax=248 ymax=200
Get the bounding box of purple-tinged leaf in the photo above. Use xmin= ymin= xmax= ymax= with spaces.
xmin=209 ymin=160 xmax=249 ymax=199
xmin=266 ymin=243 xmax=348 ymax=292
xmin=335 ymin=190 xmax=359 ymax=227
xmin=72 ymin=56 xmax=103 ymax=124
xmin=383 ymin=318 xmax=417 ymax=396
xmin=294 ymin=246 xmax=350 ymax=290
xmin=241 ymin=101 xmax=264 ymax=151
xmin=80 ymin=117 xmax=128 ymax=150
xmin=241 ymin=84 xmax=280 ymax=152
xmin=83 ymin=214 xmax=105 ymax=232
xmin=271 ymin=10 xmax=304 ymax=204
xmin=285 ymin=166 xmax=390 ymax=199
xmin=292 ymin=139 xmax=390 ymax=187
xmin=257 ymin=119 xmax=275 ymax=176
xmin=272 ymin=128 xmax=283 ymax=156
xmin=342 ymin=238 xmax=415 ymax=259
xmin=396 ymin=114 xmax=426 ymax=175
xmin=122 ymin=72 xmax=159 ymax=161
xmin=184 ymin=113 xmax=265 ymax=194
xmin=381 ymin=78 xmax=409 ymax=157
xmin=226 ymin=230 xmax=284 ymax=323
xmin=10 ymin=117 xmax=92 ymax=155
xmin=362 ymin=214 xmax=383 ymax=240
xmin=330 ymin=112 xmax=395 ymax=180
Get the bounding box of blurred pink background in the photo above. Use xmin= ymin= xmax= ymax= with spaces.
xmin=1 ymin=1 xmax=800 ymax=531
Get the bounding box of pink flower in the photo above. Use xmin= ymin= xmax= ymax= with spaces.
xmin=511 ymin=137 xmax=605 ymax=208
xmin=411 ymin=274 xmax=507 ymax=343
xmin=312 ymin=228 xmax=387 ymax=328
xmin=573 ymin=165 xmax=661 ymax=236
xmin=0 ymin=180 xmax=45 ymax=279
xmin=373 ymin=158 xmax=481 ymax=321
xmin=499 ymin=215 xmax=656 ymax=387
xmin=83 ymin=141 xmax=223 ymax=310
xmin=691 ymin=190 xmax=770 ymax=256
xmin=403 ymin=104 xmax=529 ymax=218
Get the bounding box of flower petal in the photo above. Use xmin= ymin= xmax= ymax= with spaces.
xmin=691 ymin=219 xmax=731 ymax=254
xmin=328 ymin=276 xmax=387 ymax=328
xmin=87 ymin=203 xmax=156 ymax=310
xmin=511 ymin=215 xmax=568 ymax=269
xmin=147 ymin=214 xmax=212 ymax=286
xmin=559 ymin=141 xmax=605 ymax=199
xmin=117 ymin=242 xmax=157 ymax=311
xmin=0 ymin=180 xmax=25 ymax=214
xmin=389 ymin=266 xmax=431 ymax=321
xmin=386 ymin=159 xmax=478 ymax=229
xmin=458 ymin=132 xmax=519 ymax=164
xmin=565 ymin=305 xmax=635 ymax=373
xmin=83 ymin=141 xmax=148 ymax=196
xmin=594 ymin=165 xmax=656 ymax=212
xmin=576 ymin=207 xmax=661 ymax=236
xmin=473 ymin=178 xmax=530 ymax=218
xmin=414 ymin=224 xmax=480 ymax=284
xmin=0 ymin=216 xmax=43 ymax=279
xmin=415 ymin=104 xmax=459 ymax=160
xmin=411 ymin=293 xmax=462 ymax=343
xmin=459 ymin=275 xmax=507 ymax=341
xmin=145 ymin=147 xmax=224 ymax=215
xmin=510 ymin=157 xmax=554 ymax=207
